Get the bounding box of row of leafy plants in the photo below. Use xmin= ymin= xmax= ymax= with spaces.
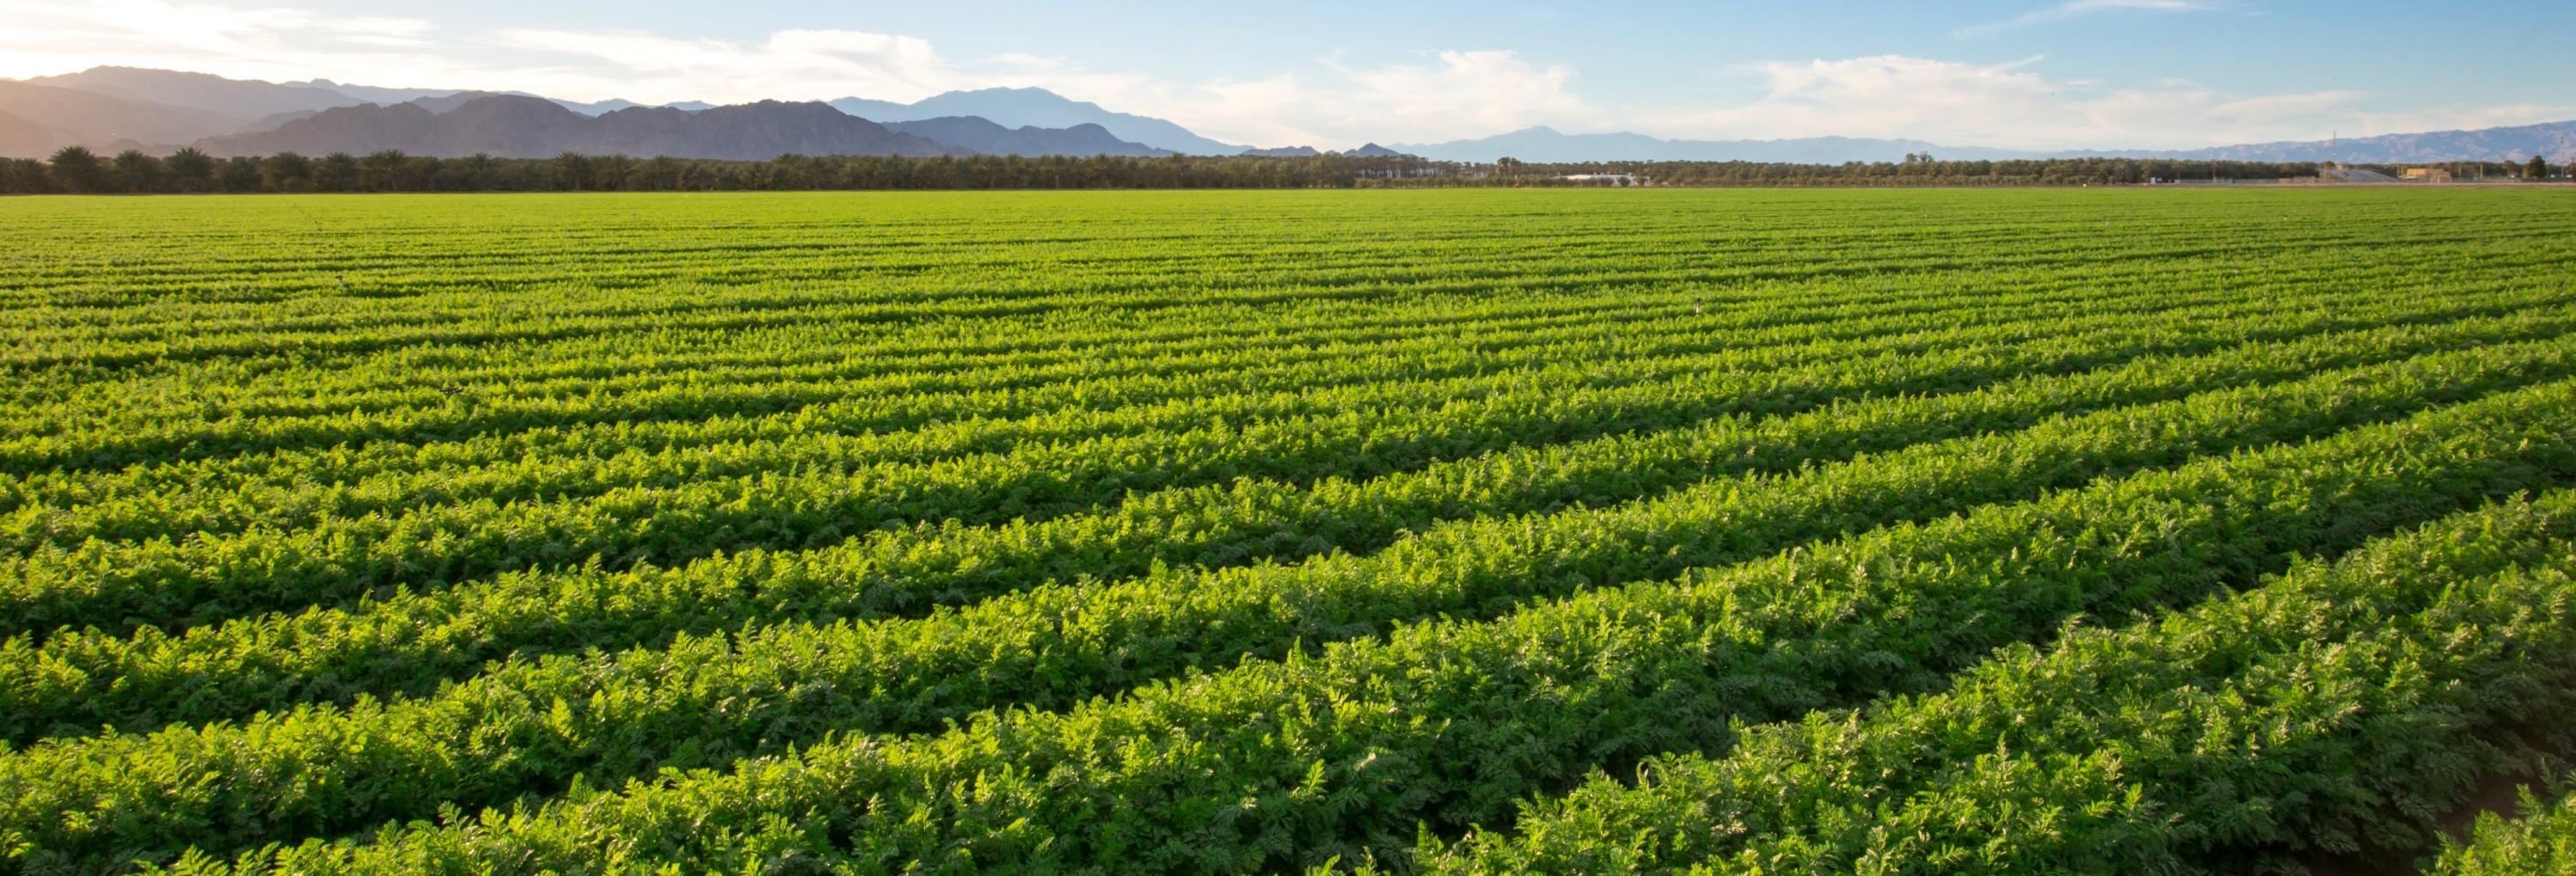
xmin=11 ymin=358 xmax=2575 ymax=871
xmin=3 ymin=276 xmax=2381 ymax=640
xmin=1395 ymin=489 xmax=2576 ymax=873
xmin=9 ymin=305 xmax=2568 ymax=746
xmin=74 ymin=367 xmax=2576 ymax=874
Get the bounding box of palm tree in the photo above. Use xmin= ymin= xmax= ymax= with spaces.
xmin=551 ymin=152 xmax=592 ymax=191
xmin=164 ymin=148 xmax=216 ymax=192
xmin=359 ymin=150 xmax=410 ymax=192
xmin=316 ymin=152 xmax=359 ymax=192
xmin=219 ymin=156 xmax=262 ymax=193
xmin=109 ymin=150 xmax=164 ymax=193
xmin=47 ymin=145 xmax=104 ymax=193
xmin=261 ymin=152 xmax=313 ymax=192
xmin=455 ymin=153 xmax=500 ymax=190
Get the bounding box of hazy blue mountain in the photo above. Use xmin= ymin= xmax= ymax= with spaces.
xmin=827 ymin=97 xmax=911 ymax=120
xmin=279 ymin=79 xmax=458 ymax=105
xmin=0 ymin=107 xmax=72 ymax=157
xmin=271 ymin=79 xmax=665 ymax=117
xmin=196 ymin=95 xmax=960 ymax=160
xmin=237 ymin=108 xmax=323 ymax=132
xmin=552 ymin=98 xmax=702 ymax=115
xmin=880 ymin=117 xmax=1169 ymax=156
xmin=831 ymin=87 xmax=1242 ymax=154
xmin=554 ymin=100 xmax=644 ymax=117
xmin=1393 ymin=121 xmax=2576 ymax=165
xmin=580 ymin=101 xmax=959 ymax=159
xmin=17 ymin=66 xmax=2572 ymax=167
xmin=567 ymin=99 xmax=645 ymax=115
xmin=395 ymin=91 xmax=676 ymax=118
xmin=197 ymin=101 xmax=442 ymax=156
xmin=0 ymin=81 xmax=242 ymax=154
xmin=1244 ymin=144 xmax=1408 ymax=157
xmin=2055 ymin=120 xmax=2576 ymax=165
xmin=407 ymin=91 xmax=512 ymax=114
xmin=1390 ymin=126 xmax=2031 ymax=163
xmin=28 ymin=66 xmax=360 ymax=120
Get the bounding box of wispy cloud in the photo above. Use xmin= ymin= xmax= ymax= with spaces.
xmin=0 ymin=0 xmax=495 ymax=89
xmin=488 ymin=28 xmax=963 ymax=103
xmin=0 ymin=0 xmax=2562 ymax=151
xmin=1956 ymin=0 xmax=2213 ymax=39
xmin=1641 ymin=53 xmax=2569 ymax=150
xmin=0 ymin=1 xmax=1595 ymax=146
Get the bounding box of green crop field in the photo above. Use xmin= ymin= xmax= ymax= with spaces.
xmin=4 ymin=187 xmax=2576 ymax=874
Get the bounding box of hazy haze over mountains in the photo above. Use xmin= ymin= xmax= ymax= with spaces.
xmin=826 ymin=88 xmax=1242 ymax=155
xmin=1389 ymin=126 xmax=2029 ymax=164
xmin=27 ymin=67 xmax=360 ymax=119
xmin=197 ymin=95 xmax=961 ymax=160
xmin=3 ymin=65 xmax=2570 ymax=166
xmin=876 ymin=117 xmax=1171 ymax=157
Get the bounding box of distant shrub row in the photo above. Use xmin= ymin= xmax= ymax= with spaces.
xmin=4 ymin=144 xmax=2539 ymax=193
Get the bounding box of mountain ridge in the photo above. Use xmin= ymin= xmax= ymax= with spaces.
xmin=1393 ymin=121 xmax=2576 ymax=165
xmin=28 ymin=66 xmax=362 ymax=119
xmin=878 ymin=117 xmax=1171 ymax=157
xmin=4 ymin=66 xmax=2570 ymax=166
xmin=0 ymin=80 xmax=242 ymax=150
xmin=830 ymin=87 xmax=1242 ymax=154
xmin=196 ymin=95 xmax=965 ymax=160
xmin=1390 ymin=126 xmax=2033 ymax=163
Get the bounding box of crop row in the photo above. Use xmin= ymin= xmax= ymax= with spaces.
xmin=13 ymin=218 xmax=2497 ymax=411
xmin=4 ymin=352 xmax=2576 ymax=871
xmin=7 ymin=275 xmax=2442 ymax=641
xmin=17 ymin=196 xmax=2559 ymax=436
xmin=19 ymin=221 xmax=2553 ymax=443
xmin=83 ymin=361 xmax=2576 ymax=874
xmin=0 ymin=270 xmax=2285 ymax=550
xmin=9 ymin=307 xmax=2571 ymax=745
xmin=1399 ymin=489 xmax=2576 ymax=873
xmin=2433 ymin=781 xmax=2576 ymax=876
xmin=10 ymin=244 xmax=2390 ymax=493
xmin=7 ymin=199 xmax=2473 ymax=334
xmin=11 ymin=235 xmax=2219 ymax=370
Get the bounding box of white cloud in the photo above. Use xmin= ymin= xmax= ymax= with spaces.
xmin=1104 ymin=50 xmax=1595 ymax=148
xmin=488 ymin=28 xmax=960 ymax=103
xmin=0 ymin=1 xmax=2563 ymax=152
xmin=0 ymin=0 xmax=520 ymax=90
xmin=1956 ymin=0 xmax=2212 ymax=39
xmin=1642 ymin=54 xmax=2571 ymax=150
xmin=0 ymin=0 xmax=1589 ymax=146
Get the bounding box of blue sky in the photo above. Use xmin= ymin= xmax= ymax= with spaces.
xmin=3 ymin=0 xmax=2567 ymax=149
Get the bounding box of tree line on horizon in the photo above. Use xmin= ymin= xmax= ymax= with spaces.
xmin=1 ymin=144 xmax=2551 ymax=193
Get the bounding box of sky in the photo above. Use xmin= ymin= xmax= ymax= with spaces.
xmin=2 ymin=0 xmax=2568 ymax=150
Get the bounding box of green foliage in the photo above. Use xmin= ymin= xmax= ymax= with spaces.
xmin=0 ymin=190 xmax=2573 ymax=873
xmin=2434 ymin=780 xmax=2576 ymax=875
xmin=1414 ymin=491 xmax=2576 ymax=873
xmin=0 ymin=150 xmax=2510 ymax=194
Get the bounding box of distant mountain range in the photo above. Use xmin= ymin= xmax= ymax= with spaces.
xmin=2049 ymin=120 xmax=2576 ymax=165
xmin=828 ymin=88 xmax=1242 ymax=155
xmin=0 ymin=79 xmax=247 ymax=147
xmin=195 ymin=95 xmax=961 ymax=160
xmin=878 ymin=116 xmax=1170 ymax=157
xmin=1389 ymin=126 xmax=2028 ymax=164
xmin=0 ymin=68 xmax=1196 ymax=161
xmin=1389 ymin=124 xmax=2576 ymax=166
xmin=3 ymin=65 xmax=2570 ymax=166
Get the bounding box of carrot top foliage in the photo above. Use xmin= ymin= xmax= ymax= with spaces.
xmin=2 ymin=188 xmax=2573 ymax=874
